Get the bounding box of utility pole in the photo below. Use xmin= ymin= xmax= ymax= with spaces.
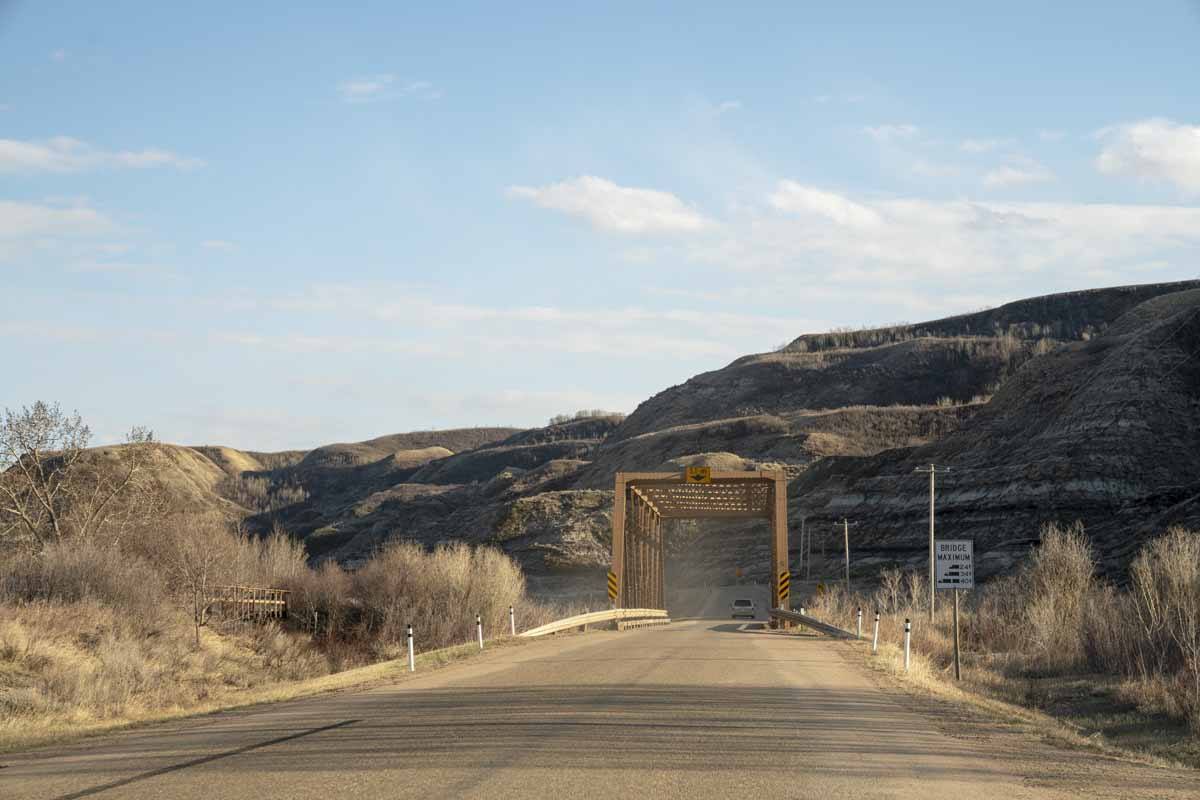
xmin=914 ymin=464 xmax=950 ymax=622
xmin=799 ymin=513 xmax=807 ymax=582
xmin=836 ymin=518 xmax=855 ymax=596
xmin=806 ymin=517 xmax=812 ymax=580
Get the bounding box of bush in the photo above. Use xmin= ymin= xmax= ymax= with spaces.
xmin=352 ymin=541 xmax=524 ymax=657
xmin=1 ymin=539 xmax=168 ymax=630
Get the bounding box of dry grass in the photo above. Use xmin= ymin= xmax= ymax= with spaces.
xmin=0 ymin=603 xmax=533 ymax=753
xmin=801 ymin=523 xmax=1200 ymax=767
xmin=0 ymin=515 xmax=571 ymax=753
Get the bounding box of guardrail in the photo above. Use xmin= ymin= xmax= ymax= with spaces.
xmin=768 ymin=607 xmax=857 ymax=639
xmin=519 ymin=608 xmax=669 ymax=638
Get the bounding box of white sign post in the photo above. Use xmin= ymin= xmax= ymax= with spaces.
xmin=935 ymin=539 xmax=973 ymax=680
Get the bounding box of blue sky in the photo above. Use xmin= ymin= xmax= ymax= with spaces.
xmin=3 ymin=1 xmax=1200 ymax=450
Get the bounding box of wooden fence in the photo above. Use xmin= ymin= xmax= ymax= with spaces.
xmin=209 ymin=585 xmax=289 ymax=622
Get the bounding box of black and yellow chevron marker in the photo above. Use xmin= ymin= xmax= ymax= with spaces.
xmin=777 ymin=570 xmax=791 ymax=601
xmin=606 ymin=571 xmax=619 ymax=600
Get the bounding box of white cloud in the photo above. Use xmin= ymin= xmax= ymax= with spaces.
xmin=0 ymin=200 xmax=112 ymax=240
xmin=715 ymin=100 xmax=741 ymax=115
xmin=201 ymin=239 xmax=235 ymax=251
xmin=507 ymin=175 xmax=710 ymax=234
xmin=69 ymin=261 xmax=177 ymax=277
xmin=960 ymin=138 xmax=1011 ymax=153
xmin=695 ymin=182 xmax=1200 ymax=286
xmin=813 ymin=94 xmax=864 ymax=105
xmin=1038 ymin=129 xmax=1067 ymax=142
xmin=338 ymin=74 xmax=441 ymax=103
xmin=863 ymin=124 xmax=919 ymax=142
xmin=50 ymin=49 xmax=66 ymax=62
xmin=1096 ymin=118 xmax=1200 ymax=194
xmin=910 ymin=159 xmax=961 ymax=178
xmin=982 ymin=159 xmax=1054 ymax=188
xmin=0 ymin=200 xmax=116 ymax=264
xmin=0 ymin=137 xmax=203 ymax=173
xmin=769 ymin=181 xmax=883 ymax=228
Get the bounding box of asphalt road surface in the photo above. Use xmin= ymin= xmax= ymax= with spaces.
xmin=4 ymin=587 xmax=1195 ymax=799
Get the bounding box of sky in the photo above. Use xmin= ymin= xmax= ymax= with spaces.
xmin=2 ymin=1 xmax=1200 ymax=450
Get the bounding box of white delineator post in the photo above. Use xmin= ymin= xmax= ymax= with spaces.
xmin=407 ymin=624 xmax=415 ymax=672
xmin=856 ymin=608 xmax=863 ymax=639
xmin=872 ymin=612 xmax=880 ymax=653
xmin=903 ymin=618 xmax=912 ymax=671
xmin=476 ymin=614 xmax=484 ymax=650
xmin=509 ymin=605 xmax=516 ymax=636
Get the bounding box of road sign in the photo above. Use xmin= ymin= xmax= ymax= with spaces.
xmin=935 ymin=539 xmax=974 ymax=589
xmin=606 ymin=571 xmax=619 ymax=601
xmin=684 ymin=466 xmax=712 ymax=483
xmin=777 ymin=570 xmax=790 ymax=604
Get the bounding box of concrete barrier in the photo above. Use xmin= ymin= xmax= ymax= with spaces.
xmin=518 ymin=608 xmax=668 ymax=638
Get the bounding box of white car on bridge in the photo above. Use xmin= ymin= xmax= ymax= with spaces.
xmin=731 ymin=598 xmax=756 ymax=619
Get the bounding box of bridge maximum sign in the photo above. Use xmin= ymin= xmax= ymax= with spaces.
xmin=935 ymin=539 xmax=974 ymax=589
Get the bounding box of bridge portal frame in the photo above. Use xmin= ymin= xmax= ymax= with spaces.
xmin=610 ymin=470 xmax=789 ymax=611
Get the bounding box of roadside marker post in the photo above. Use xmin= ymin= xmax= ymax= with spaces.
xmin=856 ymin=608 xmax=863 ymax=640
xmin=476 ymin=614 xmax=484 ymax=650
xmin=777 ymin=570 xmax=790 ymax=609
xmin=935 ymin=539 xmax=974 ymax=681
xmin=872 ymin=612 xmax=880 ymax=653
xmin=903 ymin=619 xmax=911 ymax=671
xmin=509 ymin=605 xmax=516 ymax=636
xmin=606 ymin=571 xmax=619 ymax=604
xmin=407 ymin=624 xmax=415 ymax=672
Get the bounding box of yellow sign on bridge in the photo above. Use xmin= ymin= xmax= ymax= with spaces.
xmin=684 ymin=466 xmax=712 ymax=483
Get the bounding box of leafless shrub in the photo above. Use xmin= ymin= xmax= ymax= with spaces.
xmin=874 ymin=567 xmax=903 ymax=613
xmin=1020 ymin=522 xmax=1095 ymax=671
xmin=1128 ymin=527 xmax=1200 ymax=729
xmin=352 ymin=541 xmax=524 ymax=657
xmin=904 ymin=570 xmax=927 ymax=612
xmin=0 ymin=539 xmax=168 ymax=633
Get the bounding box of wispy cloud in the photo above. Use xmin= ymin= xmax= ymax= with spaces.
xmin=201 ymin=239 xmax=236 ymax=251
xmin=337 ymin=74 xmax=441 ymax=103
xmin=0 ymin=200 xmax=116 ymax=263
xmin=68 ymin=261 xmax=178 ymax=278
xmin=1096 ymin=117 xmax=1200 ymax=194
xmin=1038 ymin=129 xmax=1067 ymax=142
xmin=862 ymin=124 xmax=919 ymax=142
xmin=0 ymin=137 xmax=203 ymax=174
xmin=769 ymin=181 xmax=882 ymax=228
xmin=813 ymin=94 xmax=865 ymax=104
xmin=715 ymin=100 xmax=741 ymax=115
xmin=982 ymin=158 xmax=1055 ymax=188
xmin=693 ymin=181 xmax=1200 ymax=286
xmin=0 ymin=200 xmax=112 ymax=240
xmin=50 ymin=49 xmax=66 ymax=62
xmin=960 ymin=138 xmax=1012 ymax=153
xmin=508 ymin=176 xmax=710 ymax=234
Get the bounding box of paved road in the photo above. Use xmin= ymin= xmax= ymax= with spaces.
xmin=3 ymin=593 xmax=1195 ymax=799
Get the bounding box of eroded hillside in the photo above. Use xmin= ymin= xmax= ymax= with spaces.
xmin=49 ymin=280 xmax=1200 ymax=599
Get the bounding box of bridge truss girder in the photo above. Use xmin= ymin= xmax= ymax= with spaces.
xmin=610 ymin=470 xmax=789 ymax=611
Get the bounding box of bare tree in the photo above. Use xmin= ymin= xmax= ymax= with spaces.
xmin=168 ymin=515 xmax=234 ymax=648
xmin=0 ymin=401 xmax=155 ymax=551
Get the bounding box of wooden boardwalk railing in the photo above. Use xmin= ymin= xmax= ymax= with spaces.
xmin=210 ymin=585 xmax=289 ymax=621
